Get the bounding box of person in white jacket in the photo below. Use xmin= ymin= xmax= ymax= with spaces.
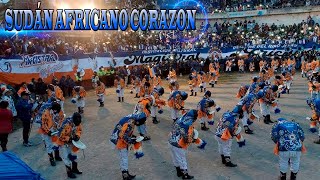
xmin=1 ymin=89 xmax=17 ymax=117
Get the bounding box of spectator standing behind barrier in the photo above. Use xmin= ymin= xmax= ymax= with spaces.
xmin=35 ymin=78 xmax=48 ymax=102
xmin=105 ymin=67 xmax=112 ymax=87
xmin=97 ymin=66 xmax=107 ymax=86
xmin=27 ymin=78 xmax=36 ymax=100
xmin=0 ymin=101 xmax=13 ymax=152
xmin=17 ymin=82 xmax=30 ymax=97
xmin=16 ymin=91 xmax=34 ymax=147
xmin=59 ymin=76 xmax=67 ymax=97
xmin=65 ymin=75 xmax=75 ymax=97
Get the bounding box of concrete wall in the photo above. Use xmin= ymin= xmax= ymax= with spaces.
xmin=197 ymin=6 xmax=320 ymax=26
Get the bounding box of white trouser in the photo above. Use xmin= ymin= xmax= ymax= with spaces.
xmin=43 ymin=134 xmax=54 ymax=154
xmin=285 ymin=80 xmax=292 ymax=90
xmin=97 ymin=94 xmax=105 ymax=102
xmin=279 ymin=151 xmax=301 ymax=173
xmin=135 ymin=87 xmax=140 ymax=94
xmin=171 ymin=109 xmax=180 ymax=120
xmin=151 ymin=106 xmax=157 ymax=118
xmin=239 ymin=66 xmax=244 ymax=71
xmin=241 ymin=111 xmax=249 ymax=126
xmin=199 ymin=82 xmax=206 ymax=89
xmin=226 ymin=66 xmax=231 ymax=72
xmin=199 ymin=117 xmax=207 ymax=124
xmin=260 ymin=102 xmax=270 ymax=116
xmin=215 ymin=136 xmax=232 ymax=156
xmin=192 ymin=87 xmax=198 ymax=93
xmin=59 ymin=101 xmax=64 ymax=112
xmin=170 ymin=144 xmax=188 ymax=170
xmin=76 ymin=98 xmax=85 ymax=108
xmin=117 ymin=88 xmax=124 ymax=97
xmin=118 ymin=148 xmax=129 ymax=171
xmin=137 ymin=124 xmax=147 ymax=135
xmin=61 ymin=144 xmax=78 ymax=167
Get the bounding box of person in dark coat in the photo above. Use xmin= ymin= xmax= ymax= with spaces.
xmin=16 ymin=91 xmax=34 ymax=147
xmin=35 ymin=78 xmax=48 ymax=102
xmin=59 ymin=76 xmax=67 ymax=97
xmin=65 ymin=75 xmax=75 ymax=97
xmin=0 ymin=101 xmax=13 ymax=152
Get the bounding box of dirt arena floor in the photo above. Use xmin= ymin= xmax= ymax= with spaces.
xmin=6 ymin=72 xmax=320 ymax=180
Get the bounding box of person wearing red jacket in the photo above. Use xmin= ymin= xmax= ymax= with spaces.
xmin=0 ymin=101 xmax=13 ymax=152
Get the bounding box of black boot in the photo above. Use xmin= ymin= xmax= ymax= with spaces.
xmin=175 ymin=167 xmax=183 ymax=177
xmin=190 ymin=92 xmax=194 ymax=96
xmin=211 ymin=84 xmax=214 ymax=87
xmin=181 ymin=169 xmax=194 ymax=179
xmin=244 ymin=126 xmax=254 ymax=134
xmin=215 ymin=81 xmax=217 ymax=85
xmin=80 ymin=108 xmax=84 ymax=114
xmin=221 ymin=155 xmax=226 ymax=164
xmin=48 ymin=153 xmax=56 ymax=166
xmin=54 ymin=150 xmax=62 ymax=161
xmin=194 ymin=92 xmax=197 ymax=96
xmin=152 ymin=117 xmax=159 ymax=124
xmin=78 ymin=107 xmax=81 ymax=113
xmin=134 ymin=93 xmax=138 ymax=98
xmin=225 ymin=156 xmax=237 ymax=167
xmin=287 ymin=89 xmax=290 ymax=94
xmin=279 ymin=172 xmax=286 ymax=180
xmin=122 ymin=97 xmax=124 ymax=102
xmin=122 ymin=170 xmax=135 ymax=180
xmin=263 ymin=116 xmax=269 ymax=124
xmin=99 ymin=102 xmax=104 ymax=107
xmin=128 ymin=171 xmax=136 ymax=179
xmin=1 ymin=146 xmax=7 ymax=152
xmin=118 ymin=97 xmax=121 ymax=102
xmin=278 ymin=93 xmax=281 ymax=98
xmin=200 ymin=123 xmax=209 ymax=131
xmin=290 ymin=172 xmax=297 ymax=180
xmin=140 ymin=133 xmax=151 ymax=141
xmin=266 ymin=115 xmax=274 ymax=123
xmin=66 ymin=165 xmax=76 ymax=179
xmin=72 ymin=161 xmax=82 ymax=175
xmin=313 ymin=137 xmax=320 ymax=144
xmin=200 ymin=88 xmax=203 ymax=92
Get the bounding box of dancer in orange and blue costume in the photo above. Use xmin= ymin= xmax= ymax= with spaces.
xmin=169 ymin=109 xmax=207 ymax=179
xmin=37 ymin=101 xmax=64 ymax=167
xmin=215 ymin=111 xmax=246 ymax=167
xmin=110 ymin=112 xmax=147 ymax=180
xmin=54 ymin=113 xmax=83 ymax=179
xmin=71 ymin=86 xmax=86 ymax=114
xmin=197 ymin=90 xmax=221 ymax=131
xmin=168 ymin=90 xmax=188 ymax=122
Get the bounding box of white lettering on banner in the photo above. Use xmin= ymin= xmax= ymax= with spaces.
xmin=123 ymin=53 xmax=201 ymax=65
xmin=141 ymin=48 xmax=195 ymax=54
xmin=19 ymin=52 xmax=59 ymax=68
xmin=3 ymin=44 xmax=318 ymax=75
xmin=39 ymin=62 xmax=64 ymax=78
xmin=0 ymin=60 xmax=12 ymax=73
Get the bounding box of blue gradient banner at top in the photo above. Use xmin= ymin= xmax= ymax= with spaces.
xmin=4 ymin=7 xmax=197 ymax=31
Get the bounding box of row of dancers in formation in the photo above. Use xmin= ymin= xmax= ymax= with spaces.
xmin=109 ymin=61 xmax=310 ymax=180
xmin=6 ymin=60 xmax=317 ymax=180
